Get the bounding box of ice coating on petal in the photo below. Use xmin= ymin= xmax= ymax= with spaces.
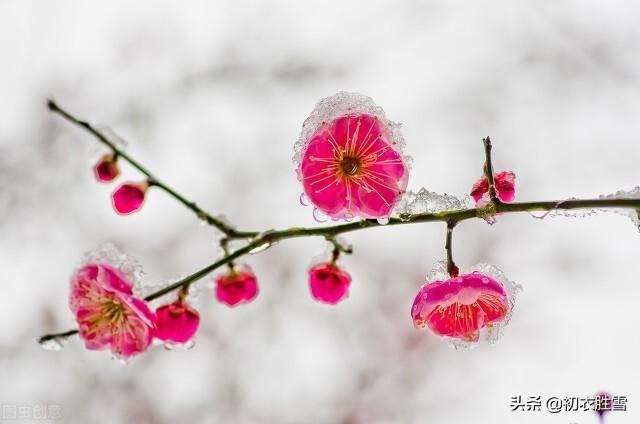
xmin=155 ymin=301 xmax=200 ymax=344
xmin=81 ymin=243 xmax=143 ymax=293
xmin=215 ymin=266 xmax=259 ymax=307
xmin=294 ymin=92 xmax=411 ymax=220
xmin=308 ymin=262 xmax=351 ymax=305
xmin=411 ymin=261 xmax=521 ymax=349
xmin=112 ymin=182 xmax=147 ymax=215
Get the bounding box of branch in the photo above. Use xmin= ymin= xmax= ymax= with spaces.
xmin=445 ymin=221 xmax=458 ymax=277
xmin=38 ymin=194 xmax=640 ymax=344
xmin=482 ymin=136 xmax=499 ymax=204
xmin=47 ymin=100 xmax=258 ymax=239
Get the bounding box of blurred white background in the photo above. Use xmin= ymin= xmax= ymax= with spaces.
xmin=1 ymin=1 xmax=639 ymax=423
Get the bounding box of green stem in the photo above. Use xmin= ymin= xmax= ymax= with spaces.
xmin=47 ymin=100 xmax=258 ymax=239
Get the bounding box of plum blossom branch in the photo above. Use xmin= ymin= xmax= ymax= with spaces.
xmin=38 ymin=193 xmax=640 ymax=345
xmin=38 ymin=98 xmax=640 ymax=348
xmin=47 ymin=100 xmax=258 ymax=239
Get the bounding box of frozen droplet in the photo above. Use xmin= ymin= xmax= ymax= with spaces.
xmin=182 ymin=340 xmax=195 ymax=350
xmin=38 ymin=337 xmax=68 ymax=351
xmin=377 ymin=216 xmax=390 ymax=225
xmin=249 ymin=231 xmax=278 ymax=254
xmin=299 ymin=193 xmax=310 ymax=206
xmin=163 ymin=342 xmax=176 ymax=351
xmin=527 ymin=210 xmax=552 ymax=220
xmin=112 ymin=356 xmax=130 ymax=365
xmin=483 ymin=216 xmax=496 ymax=225
xmin=313 ymin=208 xmax=328 ymax=223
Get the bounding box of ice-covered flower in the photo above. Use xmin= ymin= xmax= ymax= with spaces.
xmin=215 ymin=266 xmax=259 ymax=307
xmin=69 ymin=254 xmax=155 ymax=359
xmin=411 ymin=261 xmax=521 ymax=348
xmin=294 ymin=92 xmax=410 ymax=221
xmin=112 ymin=182 xmax=148 ymax=215
xmin=470 ymin=171 xmax=516 ymax=205
xmin=155 ymin=300 xmax=200 ymax=344
xmin=94 ymin=153 xmax=120 ymax=182
xmin=308 ymin=262 xmax=351 ymax=305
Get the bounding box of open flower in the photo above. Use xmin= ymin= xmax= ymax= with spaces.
xmin=294 ymin=92 xmax=410 ymax=220
xmin=308 ymin=262 xmax=351 ymax=305
xmin=94 ymin=153 xmax=120 ymax=182
xmin=411 ymin=261 xmax=521 ymax=347
xmin=112 ymin=182 xmax=148 ymax=215
xmin=470 ymin=171 xmax=516 ymax=205
xmin=69 ymin=260 xmax=155 ymax=359
xmin=215 ymin=266 xmax=258 ymax=307
xmin=155 ymin=299 xmax=200 ymax=344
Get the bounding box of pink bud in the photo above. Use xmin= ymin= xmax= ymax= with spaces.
xmin=155 ymin=301 xmax=200 ymax=344
xmin=94 ymin=154 xmax=120 ymax=182
xmin=308 ymin=262 xmax=351 ymax=305
xmin=470 ymin=171 xmax=516 ymax=204
xmin=215 ymin=267 xmax=258 ymax=307
xmin=112 ymin=182 xmax=147 ymax=215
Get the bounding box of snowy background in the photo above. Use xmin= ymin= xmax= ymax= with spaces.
xmin=1 ymin=1 xmax=639 ymax=423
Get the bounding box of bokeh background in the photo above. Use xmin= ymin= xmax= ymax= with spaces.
xmin=1 ymin=1 xmax=639 ymax=423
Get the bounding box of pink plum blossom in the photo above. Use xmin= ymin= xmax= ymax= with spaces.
xmin=155 ymin=300 xmax=200 ymax=344
xmin=308 ymin=262 xmax=351 ymax=305
xmin=215 ymin=266 xmax=258 ymax=307
xmin=112 ymin=182 xmax=147 ymax=215
xmin=295 ymin=92 xmax=410 ymax=220
xmin=411 ymin=261 xmax=520 ymax=347
xmin=470 ymin=171 xmax=516 ymax=205
xmin=94 ymin=153 xmax=120 ymax=182
xmin=69 ymin=262 xmax=155 ymax=359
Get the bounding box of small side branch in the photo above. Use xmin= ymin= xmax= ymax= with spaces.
xmin=482 ymin=136 xmax=499 ymax=203
xmin=47 ymin=100 xmax=258 ymax=239
xmin=445 ymin=221 xmax=458 ymax=277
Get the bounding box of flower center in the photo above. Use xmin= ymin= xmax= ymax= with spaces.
xmin=339 ymin=156 xmax=361 ymax=176
xmin=102 ymin=299 xmax=126 ymax=324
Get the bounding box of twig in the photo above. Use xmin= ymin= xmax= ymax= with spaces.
xmin=482 ymin=136 xmax=499 ymax=203
xmin=47 ymin=100 xmax=258 ymax=239
xmin=445 ymin=221 xmax=458 ymax=277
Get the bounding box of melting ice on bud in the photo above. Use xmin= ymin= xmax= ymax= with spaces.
xmin=94 ymin=153 xmax=120 ymax=182
xmin=393 ymin=188 xmax=469 ymax=216
xmin=294 ymin=92 xmax=411 ymax=221
xmin=308 ymin=262 xmax=352 ymax=305
xmin=411 ymin=260 xmax=521 ymax=349
xmin=214 ymin=265 xmax=259 ymax=307
xmin=112 ymin=182 xmax=148 ymax=215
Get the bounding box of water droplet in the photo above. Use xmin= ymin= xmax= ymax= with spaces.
xmin=38 ymin=337 xmax=68 ymax=351
xmin=182 ymin=340 xmax=195 ymax=350
xmin=313 ymin=208 xmax=328 ymax=223
xmin=377 ymin=216 xmax=390 ymax=225
xmin=299 ymin=193 xmax=310 ymax=206
xmin=249 ymin=242 xmax=270 ymax=254
xmin=527 ymin=210 xmax=552 ymax=220
xmin=163 ymin=342 xmax=176 ymax=351
xmin=483 ymin=216 xmax=496 ymax=226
